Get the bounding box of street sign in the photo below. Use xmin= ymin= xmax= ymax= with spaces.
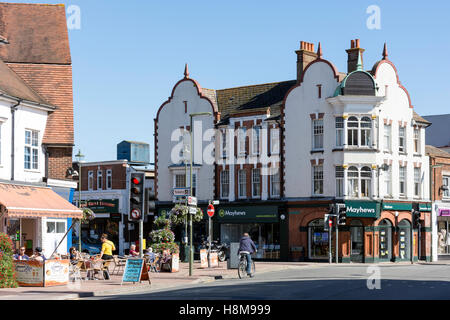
xmin=189 ymin=207 xmax=197 ymax=214
xmin=207 ymin=204 xmax=215 ymax=218
xmin=187 ymin=196 xmax=197 ymax=206
xmin=130 ymin=208 xmax=141 ymax=220
xmin=173 ymin=188 xmax=189 ymax=196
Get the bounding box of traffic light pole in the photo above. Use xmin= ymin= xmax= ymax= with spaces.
xmin=139 ymin=219 xmax=143 ymax=257
xmin=336 ymin=216 xmax=339 ymax=264
xmin=411 ymin=209 xmax=414 ymax=264
xmin=328 ymin=223 xmax=332 ymax=264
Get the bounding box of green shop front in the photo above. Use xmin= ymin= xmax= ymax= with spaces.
xmin=212 ymin=205 xmax=288 ymax=261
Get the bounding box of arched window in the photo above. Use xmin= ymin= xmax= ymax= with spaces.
xmin=379 ymin=219 xmax=393 ymax=261
xmin=360 ymin=166 xmax=372 ymax=198
xmin=347 ymin=166 xmax=359 ymax=197
xmin=360 ymin=117 xmax=372 ymax=146
xmin=347 ymin=117 xmax=359 ymax=146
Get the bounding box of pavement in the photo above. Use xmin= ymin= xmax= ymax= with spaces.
xmin=0 ymin=260 xmax=311 ymax=300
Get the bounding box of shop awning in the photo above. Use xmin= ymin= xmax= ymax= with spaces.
xmin=0 ymin=183 xmax=82 ymax=219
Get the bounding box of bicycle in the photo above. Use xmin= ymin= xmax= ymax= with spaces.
xmin=238 ymin=251 xmax=255 ymax=279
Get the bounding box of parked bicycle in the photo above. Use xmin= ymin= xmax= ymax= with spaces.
xmin=238 ymin=251 xmax=255 ymax=279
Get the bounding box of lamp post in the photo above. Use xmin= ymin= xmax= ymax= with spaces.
xmin=75 ymin=149 xmax=85 ymax=253
xmin=188 ymin=112 xmax=212 ymax=276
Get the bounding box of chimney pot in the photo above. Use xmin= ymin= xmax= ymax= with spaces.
xmin=356 ymin=39 xmax=360 ymax=48
xmin=296 ymin=40 xmax=319 ymax=83
xmin=351 ymin=40 xmax=355 ymax=48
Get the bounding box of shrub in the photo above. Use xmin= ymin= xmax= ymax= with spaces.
xmin=0 ymin=233 xmax=18 ymax=288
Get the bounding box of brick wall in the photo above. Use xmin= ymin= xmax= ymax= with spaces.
xmin=430 ymin=155 xmax=450 ymax=201
xmin=78 ymin=163 xmax=128 ymax=191
xmin=47 ymin=147 xmax=72 ymax=180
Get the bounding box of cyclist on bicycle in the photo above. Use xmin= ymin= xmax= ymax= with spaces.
xmin=238 ymin=233 xmax=257 ymax=278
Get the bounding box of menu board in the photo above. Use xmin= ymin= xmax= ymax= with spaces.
xmin=15 ymin=260 xmax=44 ymax=287
xmin=200 ymin=249 xmax=208 ymax=268
xmin=44 ymin=260 xmax=70 ymax=286
xmin=122 ymin=258 xmax=145 ymax=283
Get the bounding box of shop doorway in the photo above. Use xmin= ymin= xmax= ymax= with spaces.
xmin=438 ymin=219 xmax=450 ymax=256
xmin=379 ymin=219 xmax=392 ymax=261
xmin=44 ymin=219 xmax=67 ymax=256
xmin=350 ymin=220 xmax=364 ymax=263
xmin=308 ymin=219 xmax=329 ymax=260
xmin=398 ymin=219 xmax=411 ymax=260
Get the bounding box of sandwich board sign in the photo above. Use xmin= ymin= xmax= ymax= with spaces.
xmin=121 ymin=258 xmax=151 ymax=285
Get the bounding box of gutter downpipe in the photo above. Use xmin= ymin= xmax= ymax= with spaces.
xmin=9 ymin=98 xmax=22 ymax=181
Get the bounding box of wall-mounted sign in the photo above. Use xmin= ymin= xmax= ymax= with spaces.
xmin=383 ymin=202 xmax=412 ymax=211
xmin=216 ymin=206 xmax=279 ymax=222
xmin=439 ymin=208 xmax=450 ymax=217
xmin=345 ymin=201 xmax=380 ymax=218
xmin=80 ymin=199 xmax=119 ymax=214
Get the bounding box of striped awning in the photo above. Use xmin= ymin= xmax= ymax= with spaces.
xmin=0 ymin=183 xmax=82 ymax=219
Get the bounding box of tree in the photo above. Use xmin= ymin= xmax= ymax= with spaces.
xmin=0 ymin=232 xmax=18 ymax=288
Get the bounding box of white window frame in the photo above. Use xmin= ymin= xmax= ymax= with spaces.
xmin=399 ymin=166 xmax=407 ymax=197
xmin=88 ymin=171 xmax=94 ymax=191
xmin=106 ymin=169 xmax=112 ymax=190
xmin=252 ymin=168 xmax=261 ymax=198
xmin=252 ymin=126 xmax=261 ymax=156
xmin=97 ymin=170 xmax=103 ymax=190
xmin=360 ymin=166 xmax=372 ymax=198
xmin=238 ymin=169 xmax=246 ymax=199
xmin=335 ymin=117 xmax=344 ymax=148
xmin=413 ymin=128 xmax=420 ymax=154
xmin=312 ymin=165 xmax=324 ymax=196
xmin=384 ymin=124 xmax=391 ymax=152
xmin=312 ymin=119 xmax=324 ymax=150
xmin=399 ymin=126 xmax=406 ymax=153
xmin=360 ymin=117 xmax=372 ymax=147
xmin=443 ymin=176 xmax=450 ymax=198
xmin=414 ymin=167 xmax=421 ymax=198
xmin=174 ymin=173 xmax=186 ymax=189
xmin=238 ymin=127 xmax=247 ymax=156
xmin=24 ymin=129 xmax=39 ymax=170
xmin=270 ymin=169 xmax=280 ymax=198
xmin=335 ymin=166 xmax=344 ymax=197
xmin=270 ymin=128 xmax=280 ymax=155
xmin=220 ymin=170 xmax=229 ymax=199
xmin=384 ymin=165 xmax=392 ymax=197
xmin=347 ymin=166 xmax=359 ymax=198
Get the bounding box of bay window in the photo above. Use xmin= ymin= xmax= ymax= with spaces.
xmin=347 ymin=166 xmax=359 ymax=197
xmin=347 ymin=116 xmax=371 ymax=147
xmin=347 ymin=117 xmax=359 ymax=147
xmin=360 ymin=166 xmax=372 ymax=198
xmin=335 ymin=117 xmax=344 ymax=147
xmin=347 ymin=166 xmax=372 ymax=198
xmin=360 ymin=117 xmax=371 ymax=146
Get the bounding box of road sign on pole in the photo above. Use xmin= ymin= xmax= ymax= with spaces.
xmin=207 ymin=204 xmax=215 ymax=218
xmin=187 ymin=196 xmax=197 ymax=207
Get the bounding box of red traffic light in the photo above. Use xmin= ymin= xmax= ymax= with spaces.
xmin=132 ymin=177 xmax=140 ymax=185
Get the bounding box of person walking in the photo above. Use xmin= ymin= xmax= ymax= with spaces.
xmin=238 ymin=233 xmax=257 ymax=277
xmin=97 ymin=234 xmax=115 ymax=280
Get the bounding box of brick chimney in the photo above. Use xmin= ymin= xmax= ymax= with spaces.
xmin=346 ymin=39 xmax=365 ymax=73
xmin=296 ymin=41 xmax=318 ymax=83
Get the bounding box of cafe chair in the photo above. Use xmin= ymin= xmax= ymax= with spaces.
xmin=70 ymin=261 xmax=84 ymax=282
xmin=112 ymin=255 xmax=127 ymax=275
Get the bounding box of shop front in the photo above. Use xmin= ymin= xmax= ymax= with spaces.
xmin=436 ymin=204 xmax=450 ymax=259
xmin=76 ymin=199 xmax=121 ymax=253
xmin=0 ymin=183 xmax=82 ymax=258
xmin=212 ymin=205 xmax=286 ymax=261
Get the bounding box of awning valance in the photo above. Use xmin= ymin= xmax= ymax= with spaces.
xmin=0 ymin=183 xmax=82 ymax=219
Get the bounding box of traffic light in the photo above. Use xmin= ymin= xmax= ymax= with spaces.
xmin=324 ymin=206 xmax=334 ymax=231
xmin=129 ymin=172 xmax=145 ymax=221
xmin=412 ymin=210 xmax=421 ymax=228
xmin=336 ymin=203 xmax=347 ymax=225
xmin=146 ymin=188 xmax=156 ymax=216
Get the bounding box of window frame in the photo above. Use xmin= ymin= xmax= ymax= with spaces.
xmin=414 ymin=167 xmax=421 ymax=198
xmin=238 ymin=169 xmax=247 ymax=199
xmin=220 ymin=170 xmax=229 ymax=199
xmin=384 ymin=165 xmax=392 ymax=197
xmin=106 ymin=169 xmax=112 ymax=190
xmin=97 ymin=170 xmax=103 ymax=190
xmin=270 ymin=169 xmax=281 ymax=198
xmin=384 ymin=124 xmax=391 ymax=152
xmin=312 ymin=165 xmax=324 ymax=196
xmin=399 ymin=126 xmax=406 ymax=153
xmin=335 ymin=117 xmax=344 ymax=148
xmin=24 ymin=129 xmax=39 ymax=170
xmin=270 ymin=127 xmax=280 ymax=155
xmin=312 ymin=119 xmax=324 ymax=150
xmin=238 ymin=127 xmax=247 ymax=156
xmin=88 ymin=171 xmax=94 ymax=191
xmin=252 ymin=168 xmax=261 ymax=198
xmin=443 ymin=176 xmax=450 ymax=198
xmin=413 ymin=128 xmax=420 ymax=154
xmin=252 ymin=126 xmax=261 ymax=156
xmin=399 ymin=166 xmax=407 ymax=197
xmin=335 ymin=166 xmax=344 ymax=197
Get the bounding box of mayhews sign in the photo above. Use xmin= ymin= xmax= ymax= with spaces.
xmin=345 ymin=201 xmax=380 ymax=218
xmin=216 ymin=206 xmax=278 ymax=223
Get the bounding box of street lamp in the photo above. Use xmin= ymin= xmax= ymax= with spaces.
xmin=188 ymin=112 xmax=212 ymax=276
xmin=75 ymin=149 xmax=85 ymax=253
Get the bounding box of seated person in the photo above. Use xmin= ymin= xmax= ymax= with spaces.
xmin=144 ymin=247 xmax=156 ymax=263
xmin=13 ymin=247 xmax=29 ymax=261
xmin=69 ymin=247 xmax=81 ymax=264
xmin=129 ymin=244 xmax=139 ymax=257
xmin=30 ymin=247 xmax=46 ymax=262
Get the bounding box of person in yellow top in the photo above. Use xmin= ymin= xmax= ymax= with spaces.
xmin=99 ymin=234 xmax=115 ymax=260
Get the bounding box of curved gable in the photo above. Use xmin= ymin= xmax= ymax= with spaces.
xmin=371 ymin=59 xmax=412 ymax=108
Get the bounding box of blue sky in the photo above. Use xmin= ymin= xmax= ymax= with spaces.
xmin=10 ymin=0 xmax=450 ymax=162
